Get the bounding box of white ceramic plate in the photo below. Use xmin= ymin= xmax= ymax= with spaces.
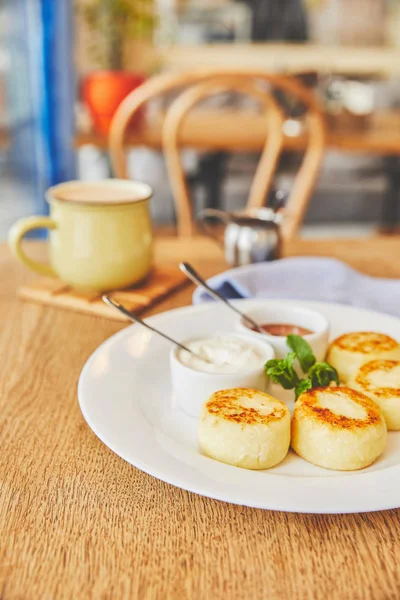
xmin=78 ymin=300 xmax=400 ymax=514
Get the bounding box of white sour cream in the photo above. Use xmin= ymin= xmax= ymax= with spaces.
xmin=178 ymin=335 xmax=267 ymax=374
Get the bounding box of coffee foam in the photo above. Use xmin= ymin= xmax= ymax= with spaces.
xmin=50 ymin=181 xmax=151 ymax=204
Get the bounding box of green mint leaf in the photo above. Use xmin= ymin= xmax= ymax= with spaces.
xmin=286 ymin=334 xmax=316 ymax=373
xmin=265 ymin=352 xmax=300 ymax=389
xmin=295 ymin=378 xmax=313 ymax=399
xmin=283 ymin=352 xmax=296 ymax=368
xmin=308 ymin=362 xmax=339 ymax=388
xmin=265 ymin=358 xmax=280 ymax=369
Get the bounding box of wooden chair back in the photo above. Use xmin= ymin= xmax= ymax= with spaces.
xmin=109 ymin=69 xmax=325 ymax=240
xmin=163 ymin=76 xmax=284 ymax=236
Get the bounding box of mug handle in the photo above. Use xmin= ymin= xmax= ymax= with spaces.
xmin=197 ymin=208 xmax=230 ymax=248
xmin=9 ymin=216 xmax=57 ymax=277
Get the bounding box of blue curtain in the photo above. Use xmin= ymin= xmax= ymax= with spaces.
xmin=39 ymin=0 xmax=76 ymax=196
xmin=6 ymin=0 xmax=76 ymax=220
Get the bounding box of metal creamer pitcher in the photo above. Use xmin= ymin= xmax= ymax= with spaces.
xmin=197 ymin=207 xmax=282 ymax=267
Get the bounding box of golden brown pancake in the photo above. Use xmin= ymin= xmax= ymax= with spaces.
xmin=291 ymin=386 xmax=387 ymax=470
xmin=350 ymin=359 xmax=400 ymax=430
xmin=198 ymin=388 xmax=290 ymax=470
xmin=327 ymin=332 xmax=400 ymax=383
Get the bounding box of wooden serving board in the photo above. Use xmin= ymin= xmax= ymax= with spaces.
xmin=18 ymin=267 xmax=189 ymax=321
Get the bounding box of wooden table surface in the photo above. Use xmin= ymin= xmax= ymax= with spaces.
xmin=2 ymin=236 xmax=400 ymax=600
xmin=76 ymin=109 xmax=400 ymax=156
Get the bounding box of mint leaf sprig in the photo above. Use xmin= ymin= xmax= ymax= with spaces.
xmin=265 ymin=335 xmax=339 ymax=400
xmin=265 ymin=352 xmax=299 ymax=390
xmin=308 ymin=361 xmax=339 ymax=388
xmin=286 ymin=334 xmax=315 ymax=372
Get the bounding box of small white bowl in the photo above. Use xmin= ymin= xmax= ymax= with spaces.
xmin=170 ymin=333 xmax=275 ymax=418
xmin=236 ymin=305 xmax=329 ymax=362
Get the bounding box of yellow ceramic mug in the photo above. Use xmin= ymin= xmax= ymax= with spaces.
xmin=9 ymin=179 xmax=153 ymax=292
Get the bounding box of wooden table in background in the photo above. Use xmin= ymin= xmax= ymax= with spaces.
xmin=161 ymin=43 xmax=400 ymax=77
xmin=76 ymin=109 xmax=400 ymax=230
xmin=1 ymin=235 xmax=400 ymax=599
xmin=76 ymin=109 xmax=400 ymax=155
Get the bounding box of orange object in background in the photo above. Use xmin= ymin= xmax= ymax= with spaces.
xmin=82 ymin=71 xmax=146 ymax=134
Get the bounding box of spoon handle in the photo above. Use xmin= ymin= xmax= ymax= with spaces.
xmin=179 ymin=262 xmax=263 ymax=334
xmin=102 ymin=295 xmax=197 ymax=356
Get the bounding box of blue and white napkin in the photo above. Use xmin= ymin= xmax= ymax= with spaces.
xmin=192 ymin=257 xmax=400 ymax=318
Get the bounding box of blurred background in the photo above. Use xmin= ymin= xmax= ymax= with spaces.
xmin=1 ymin=0 xmax=400 ymax=239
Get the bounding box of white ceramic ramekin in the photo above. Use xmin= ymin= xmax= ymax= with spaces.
xmin=236 ymin=304 xmax=329 ymax=362
xmin=170 ymin=334 xmax=275 ymax=418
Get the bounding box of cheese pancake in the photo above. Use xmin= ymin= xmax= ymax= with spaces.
xmin=350 ymin=359 xmax=400 ymax=430
xmin=327 ymin=332 xmax=400 ymax=383
xmin=198 ymin=388 xmax=290 ymax=470
xmin=291 ymin=387 xmax=387 ymax=471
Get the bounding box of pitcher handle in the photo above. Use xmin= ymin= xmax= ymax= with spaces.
xmin=197 ymin=209 xmax=231 ymax=248
xmin=9 ymin=216 xmax=57 ymax=277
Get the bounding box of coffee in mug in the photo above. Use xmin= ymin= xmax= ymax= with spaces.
xmin=9 ymin=179 xmax=153 ymax=292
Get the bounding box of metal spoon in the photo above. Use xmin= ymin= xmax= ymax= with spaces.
xmin=102 ymin=295 xmax=213 ymax=363
xmin=179 ymin=262 xmax=265 ymax=335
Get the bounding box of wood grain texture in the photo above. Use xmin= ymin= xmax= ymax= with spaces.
xmin=18 ymin=267 xmax=188 ymax=321
xmin=1 ymin=237 xmax=400 ymax=600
